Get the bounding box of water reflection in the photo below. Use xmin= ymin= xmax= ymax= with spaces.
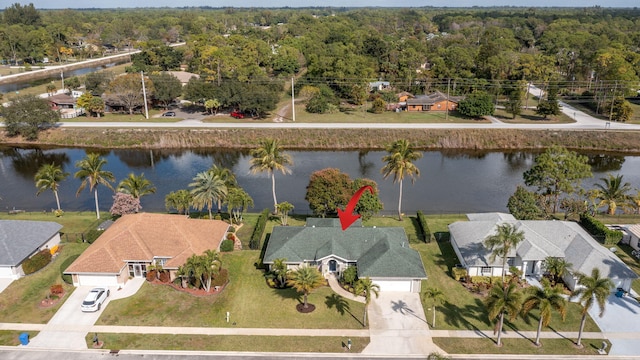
xmin=0 ymin=146 xmax=638 ymax=215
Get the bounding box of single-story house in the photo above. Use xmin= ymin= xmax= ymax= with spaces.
xmin=47 ymin=93 xmax=76 ymax=110
xmin=263 ymin=218 xmax=427 ymax=292
xmin=449 ymin=213 xmax=638 ymax=292
xmin=64 ymin=213 xmax=229 ymax=287
xmin=624 ymin=224 xmax=640 ymax=251
xmin=166 ymin=71 xmax=200 ymax=86
xmin=406 ymin=91 xmax=464 ymax=112
xmin=0 ymin=220 xmax=62 ymax=279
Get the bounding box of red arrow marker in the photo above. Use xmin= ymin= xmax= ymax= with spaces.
xmin=337 ymin=185 xmax=374 ymax=231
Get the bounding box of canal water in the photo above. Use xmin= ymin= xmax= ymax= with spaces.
xmin=0 ymin=147 xmax=637 ymax=215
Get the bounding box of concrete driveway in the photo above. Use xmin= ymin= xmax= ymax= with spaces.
xmin=0 ymin=278 xmax=14 ymax=294
xmin=362 ymin=292 xmax=443 ymax=356
xmin=588 ymin=292 xmax=640 ymax=356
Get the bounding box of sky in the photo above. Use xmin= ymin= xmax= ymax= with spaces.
xmin=23 ymin=0 xmax=640 ymax=9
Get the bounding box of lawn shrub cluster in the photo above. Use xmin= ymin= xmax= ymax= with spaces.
xmin=220 ymin=239 xmax=234 ymax=252
xmin=60 ymin=254 xmax=80 ymax=284
xmin=50 ymin=284 xmax=64 ymax=295
xmin=580 ymin=214 xmax=623 ymax=245
xmin=452 ymin=267 xmax=467 ymax=281
xmin=211 ymin=268 xmax=229 ymax=288
xmin=22 ymin=249 xmax=52 ymax=275
xmin=249 ymin=209 xmax=270 ymax=250
xmin=416 ymin=210 xmax=432 ymax=243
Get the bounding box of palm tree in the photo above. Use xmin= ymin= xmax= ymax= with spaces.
xmin=272 ymin=258 xmax=289 ymax=288
xmin=483 ymin=223 xmax=525 ymax=281
xmin=209 ymin=164 xmax=237 ymax=212
xmin=354 ymin=277 xmax=380 ymax=327
xmin=165 ymin=189 xmax=193 ymax=215
xmin=250 ymin=139 xmax=293 ymax=213
xmin=201 ymin=249 xmax=222 ymax=292
xmin=226 ymin=187 xmax=254 ymax=224
xmin=189 ymin=171 xmax=227 ymax=219
xmin=593 ymin=174 xmax=632 ymax=215
xmin=381 ymin=139 xmax=422 ymax=221
xmin=423 ymin=287 xmax=445 ymax=328
xmin=286 ymin=265 xmax=325 ymax=310
xmin=570 ymin=268 xmax=614 ymax=347
xmin=74 ymin=153 xmax=115 ymax=219
xmin=544 ymin=257 xmax=572 ymax=286
xmin=277 ymin=201 xmax=294 ymax=226
xmin=485 ymin=280 xmax=522 ymax=347
xmin=34 ymin=163 xmax=69 ymax=211
xmin=521 ymin=278 xmax=567 ymax=346
xmin=117 ymin=173 xmax=156 ymax=199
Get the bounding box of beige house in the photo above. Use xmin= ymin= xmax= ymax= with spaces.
xmin=65 ymin=213 xmax=228 ymax=287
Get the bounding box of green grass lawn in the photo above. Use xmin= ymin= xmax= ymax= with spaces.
xmin=98 ymin=250 xmax=366 ymax=329
xmin=86 ymin=333 xmax=369 ymax=353
xmin=434 ymin=337 xmax=610 ymax=355
xmin=493 ymin=108 xmax=575 ymax=124
xmin=0 ymin=331 xmax=38 ymax=346
xmin=0 ymin=211 xmax=106 ymax=235
xmin=0 ymin=243 xmax=88 ymax=323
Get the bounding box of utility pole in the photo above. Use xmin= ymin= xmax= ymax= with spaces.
xmin=60 ymin=71 xmax=64 ymax=93
xmin=609 ymin=81 xmax=617 ymax=122
xmin=291 ymin=77 xmax=296 ymax=122
xmin=445 ymin=78 xmax=450 ymax=121
xmin=141 ymin=71 xmax=149 ymax=119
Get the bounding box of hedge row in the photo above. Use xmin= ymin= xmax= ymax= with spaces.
xmin=249 ymin=209 xmax=270 ymax=250
xmin=60 ymin=254 xmax=80 ymax=284
xmin=579 ymin=214 xmax=623 ymax=246
xmin=22 ymin=249 xmax=52 ymax=275
xmin=416 ymin=210 xmax=432 ymax=243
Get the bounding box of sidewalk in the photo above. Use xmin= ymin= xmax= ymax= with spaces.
xmin=325 ymin=274 xmax=365 ymax=303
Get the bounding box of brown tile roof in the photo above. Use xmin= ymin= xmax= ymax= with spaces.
xmin=65 ymin=213 xmax=228 ymax=274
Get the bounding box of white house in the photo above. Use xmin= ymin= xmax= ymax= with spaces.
xmin=0 ymin=220 xmax=62 ymax=280
xmin=449 ymin=213 xmax=637 ymax=292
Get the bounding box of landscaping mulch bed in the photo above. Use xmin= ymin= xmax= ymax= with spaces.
xmin=149 ymin=279 xmax=227 ymax=297
xmin=296 ymin=303 xmax=316 ymax=313
xmin=39 ymin=291 xmax=65 ymax=308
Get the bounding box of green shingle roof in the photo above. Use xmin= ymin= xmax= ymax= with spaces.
xmin=264 ymin=218 xmax=426 ymax=279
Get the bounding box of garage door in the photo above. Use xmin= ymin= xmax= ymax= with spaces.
xmin=373 ymin=280 xmax=412 ymax=292
xmin=78 ymin=275 xmax=119 ymax=287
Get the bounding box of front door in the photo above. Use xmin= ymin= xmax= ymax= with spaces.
xmin=133 ymin=264 xmax=143 ymax=278
xmin=329 ymin=260 xmax=337 ymax=272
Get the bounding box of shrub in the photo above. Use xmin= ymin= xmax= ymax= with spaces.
xmin=220 ymin=239 xmax=234 ymax=252
xmin=249 ymin=208 xmax=270 ymax=250
xmin=50 ymin=284 xmax=64 ymax=295
xmin=452 ymin=267 xmax=467 ymax=281
xmin=146 ymin=269 xmax=157 ymax=282
xmin=60 ymin=254 xmax=80 ymax=284
xmin=580 ymin=214 xmax=623 ymax=245
xmin=85 ymin=229 xmax=104 ymax=244
xmin=158 ymin=271 xmax=170 ymax=283
xmin=416 ymin=211 xmax=432 ymax=243
xmin=22 ymin=249 xmax=52 ymax=275
xmin=211 ymin=268 xmax=229 ymax=288
xmin=227 ymin=227 xmax=236 ymax=233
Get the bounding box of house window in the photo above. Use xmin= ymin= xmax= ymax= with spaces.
xmin=422 ymin=105 xmax=429 ymax=111
xmin=481 ymin=267 xmax=492 ymax=275
xmin=154 ymin=258 xmax=168 ymax=266
xmin=507 ymin=258 xmax=514 ymax=266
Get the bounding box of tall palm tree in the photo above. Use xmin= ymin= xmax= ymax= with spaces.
xmin=189 ymin=171 xmax=227 ymax=219
xmin=423 ymin=287 xmax=445 ymax=328
xmin=570 ymin=268 xmax=614 ymax=347
xmin=593 ymin=174 xmax=632 ymax=215
xmin=286 ymin=265 xmax=325 ymax=310
xmin=34 ymin=163 xmax=69 ymax=211
xmin=355 ymin=277 xmax=380 ymax=327
xmin=272 ymin=258 xmax=289 ymax=288
xmin=521 ymin=278 xmax=567 ymax=346
xmin=165 ymin=189 xmax=193 ymax=215
xmin=117 ymin=173 xmax=156 ymax=199
xmin=250 ymin=139 xmax=293 ymax=213
xmin=484 ymin=223 xmax=525 ymax=281
xmin=209 ymin=164 xmax=237 ymax=212
xmin=74 ymin=153 xmax=115 ymax=219
xmin=277 ymin=201 xmax=294 ymax=226
xmin=381 ymin=139 xmax=422 ymax=221
xmin=485 ymin=280 xmax=522 ymax=347
xmin=544 ymin=257 xmax=572 ymax=286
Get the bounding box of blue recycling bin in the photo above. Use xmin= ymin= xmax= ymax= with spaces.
xmin=19 ymin=332 xmax=29 ymax=345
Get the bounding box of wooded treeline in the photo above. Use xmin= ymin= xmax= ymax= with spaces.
xmin=2 ymin=4 xmax=639 ymax=108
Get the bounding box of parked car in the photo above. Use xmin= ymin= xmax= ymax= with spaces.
xmin=230 ymin=111 xmax=245 ymax=119
xmin=162 ymin=111 xmax=176 ymax=117
xmin=81 ymin=287 xmax=110 ymax=312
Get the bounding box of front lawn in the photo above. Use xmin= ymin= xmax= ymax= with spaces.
xmin=434 ymin=337 xmax=609 ymax=355
xmin=98 ymin=250 xmax=366 ymax=328
xmin=86 ymin=333 xmax=369 ymax=353
xmin=0 ymin=243 xmax=88 ymax=323
xmin=0 ymin=331 xmax=38 ymax=346
xmin=0 ymin=211 xmax=105 ymax=235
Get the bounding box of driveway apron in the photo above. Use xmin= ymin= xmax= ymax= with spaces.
xmin=588 ymin=292 xmax=640 ymax=356
xmin=362 ymin=292 xmax=444 ymax=355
